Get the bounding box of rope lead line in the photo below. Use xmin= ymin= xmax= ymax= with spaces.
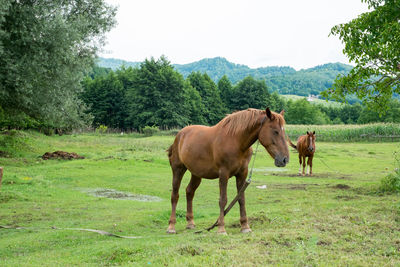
xmin=197 ymin=140 xmax=260 ymax=233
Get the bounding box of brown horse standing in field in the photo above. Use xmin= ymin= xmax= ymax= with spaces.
xmin=167 ymin=108 xmax=289 ymax=234
xmin=289 ymin=131 xmax=316 ymax=176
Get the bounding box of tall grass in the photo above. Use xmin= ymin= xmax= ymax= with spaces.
xmin=286 ymin=123 xmax=400 ymax=142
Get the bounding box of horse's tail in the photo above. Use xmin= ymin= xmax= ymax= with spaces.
xmin=287 ymin=136 xmax=297 ymax=150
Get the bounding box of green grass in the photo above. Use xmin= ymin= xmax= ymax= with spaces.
xmin=0 ymin=131 xmax=399 ymax=266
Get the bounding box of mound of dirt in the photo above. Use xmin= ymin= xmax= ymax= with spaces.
xmin=42 ymin=151 xmax=84 ymax=160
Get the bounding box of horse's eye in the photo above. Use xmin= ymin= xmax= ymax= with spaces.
xmin=274 ymin=130 xmax=279 ymax=135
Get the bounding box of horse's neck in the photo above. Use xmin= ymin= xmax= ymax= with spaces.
xmin=238 ymin=119 xmax=263 ymax=151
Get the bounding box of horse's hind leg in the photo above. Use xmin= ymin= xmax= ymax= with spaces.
xmin=236 ymin=171 xmax=251 ymax=233
xmin=167 ymin=164 xmax=187 ymax=234
xmin=298 ymin=154 xmax=302 ymax=176
xmin=185 ymin=175 xmax=202 ymax=229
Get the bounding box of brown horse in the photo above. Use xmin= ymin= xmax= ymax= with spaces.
xmin=167 ymin=108 xmax=289 ymax=234
xmin=289 ymin=131 xmax=316 ymax=176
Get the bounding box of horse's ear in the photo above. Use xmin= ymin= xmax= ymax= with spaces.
xmin=280 ymin=110 xmax=285 ymax=116
xmin=306 ymin=131 xmax=309 ymax=135
xmin=266 ymin=108 xmax=273 ymax=120
xmin=313 ymin=131 xmax=315 ymax=135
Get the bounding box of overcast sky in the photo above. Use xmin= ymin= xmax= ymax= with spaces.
xmin=100 ymin=0 xmax=369 ymax=70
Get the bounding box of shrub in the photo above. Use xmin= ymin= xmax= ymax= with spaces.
xmin=142 ymin=125 xmax=159 ymax=137
xmin=379 ymin=152 xmax=400 ymax=193
xmin=42 ymin=128 xmax=55 ymax=136
xmin=95 ymin=125 xmax=108 ymax=134
xmin=0 ymin=130 xmax=30 ymax=156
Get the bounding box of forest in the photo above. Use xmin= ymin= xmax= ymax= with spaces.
xmin=80 ymin=56 xmax=400 ymax=131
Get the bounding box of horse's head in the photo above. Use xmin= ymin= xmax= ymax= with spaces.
xmin=306 ymin=131 xmax=316 ymax=152
xmin=258 ymin=108 xmax=289 ymax=167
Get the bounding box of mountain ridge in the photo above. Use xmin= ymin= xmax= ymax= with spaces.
xmin=97 ymin=56 xmax=353 ymax=97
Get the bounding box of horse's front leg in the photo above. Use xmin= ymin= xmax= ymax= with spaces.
xmin=217 ymin=172 xmax=229 ymax=234
xmin=307 ymin=156 xmax=313 ymax=176
xmin=236 ymin=171 xmax=251 ymax=233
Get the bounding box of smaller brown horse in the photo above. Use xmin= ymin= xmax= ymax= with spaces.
xmin=289 ymin=131 xmax=316 ymax=176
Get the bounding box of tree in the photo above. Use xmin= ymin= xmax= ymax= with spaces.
xmin=81 ymin=71 xmax=128 ymax=129
xmin=285 ymin=99 xmax=330 ymax=125
xmin=126 ymin=57 xmax=189 ymax=130
xmin=218 ymin=75 xmax=234 ymax=111
xmin=358 ymin=99 xmax=400 ymax=123
xmin=183 ymin=81 xmax=207 ymax=125
xmin=231 ymin=76 xmax=270 ymax=111
xmin=0 ymin=0 xmax=116 ymax=129
xmin=338 ymin=103 xmax=362 ymax=124
xmin=267 ymin=91 xmax=286 ymax=112
xmin=187 ymin=72 xmax=226 ymax=125
xmin=323 ymin=0 xmax=400 ymax=112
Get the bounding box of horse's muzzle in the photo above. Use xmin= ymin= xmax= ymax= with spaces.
xmin=274 ymin=155 xmax=288 ymax=167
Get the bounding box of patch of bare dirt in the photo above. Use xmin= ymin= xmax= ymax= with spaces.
xmin=317 ymin=240 xmax=331 ymax=246
xmin=42 ymin=151 xmax=84 ymax=160
xmin=249 ymin=213 xmax=271 ymax=225
xmin=84 ymin=188 xmax=162 ymax=202
xmin=332 ymin=184 xmax=351 ymax=190
xmin=335 ymin=195 xmax=359 ymax=201
xmin=269 ymin=183 xmax=320 ymax=190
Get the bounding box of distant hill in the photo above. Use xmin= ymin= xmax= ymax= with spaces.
xmin=96 ymin=57 xmax=140 ymax=69
xmin=173 ymin=57 xmax=297 ymax=83
xmin=97 ymin=57 xmax=353 ymax=98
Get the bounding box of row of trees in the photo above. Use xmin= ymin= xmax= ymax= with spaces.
xmin=285 ymin=98 xmax=400 ymax=125
xmin=81 ymin=57 xmax=400 ymax=131
xmin=81 ymin=57 xmax=284 ymax=130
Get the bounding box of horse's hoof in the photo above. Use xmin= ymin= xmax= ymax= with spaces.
xmin=166 ymin=229 xmax=176 ymax=234
xmin=217 ymin=231 xmax=227 ymax=235
xmin=241 ymin=228 xmax=252 ymax=233
xmin=186 ymin=224 xmax=195 ymax=229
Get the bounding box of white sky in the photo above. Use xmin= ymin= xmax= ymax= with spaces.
xmin=100 ymin=0 xmax=369 ymax=70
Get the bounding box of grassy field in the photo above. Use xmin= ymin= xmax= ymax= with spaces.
xmin=0 ymin=131 xmax=399 ymax=266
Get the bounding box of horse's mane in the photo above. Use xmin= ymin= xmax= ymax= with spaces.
xmin=217 ymin=108 xmax=285 ymax=135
